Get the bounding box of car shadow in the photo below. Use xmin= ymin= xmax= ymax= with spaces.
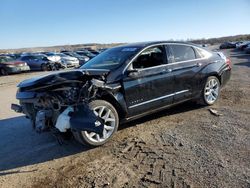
xmin=120 ymin=101 xmax=205 ymax=130
xmin=0 ymin=102 xmax=204 ymax=173
xmin=234 ymin=62 xmax=250 ymax=68
xmin=0 ymin=116 xmax=88 ymax=173
xmin=231 ymin=53 xmax=250 ymax=68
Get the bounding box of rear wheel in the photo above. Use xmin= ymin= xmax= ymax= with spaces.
xmin=73 ymin=100 xmax=119 ymax=146
xmin=200 ymin=76 xmax=220 ymax=105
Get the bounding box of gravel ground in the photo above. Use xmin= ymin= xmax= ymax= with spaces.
xmin=0 ymin=48 xmax=249 ymax=188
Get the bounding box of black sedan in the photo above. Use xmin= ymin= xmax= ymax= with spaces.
xmin=219 ymin=42 xmax=236 ymax=49
xmin=12 ymin=41 xmax=231 ymax=146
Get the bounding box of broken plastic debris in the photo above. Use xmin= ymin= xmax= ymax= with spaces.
xmin=209 ymin=109 xmax=222 ymax=116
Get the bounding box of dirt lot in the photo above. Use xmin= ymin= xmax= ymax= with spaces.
xmin=0 ymin=48 xmax=249 ymax=188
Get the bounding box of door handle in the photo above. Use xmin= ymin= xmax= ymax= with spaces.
xmin=163 ymin=69 xmax=172 ymax=73
xmin=167 ymin=69 xmax=173 ymax=72
xmin=197 ymin=62 xmax=202 ymax=67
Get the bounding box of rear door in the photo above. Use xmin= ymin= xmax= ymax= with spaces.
xmin=167 ymin=44 xmax=206 ymax=102
xmin=122 ymin=45 xmax=175 ymax=116
xmin=21 ymin=56 xmax=35 ymax=70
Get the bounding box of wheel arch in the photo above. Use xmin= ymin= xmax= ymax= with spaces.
xmin=206 ymin=72 xmax=222 ymax=85
xmin=97 ymin=91 xmax=128 ymax=120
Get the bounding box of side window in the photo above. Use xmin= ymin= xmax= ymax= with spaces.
xmin=170 ymin=45 xmax=196 ymax=62
xmin=132 ymin=46 xmax=165 ymax=69
xmin=30 ymin=56 xmax=36 ymax=60
xmin=22 ymin=56 xmax=30 ymax=60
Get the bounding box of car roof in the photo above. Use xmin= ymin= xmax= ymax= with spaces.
xmin=115 ymin=41 xmax=201 ymax=49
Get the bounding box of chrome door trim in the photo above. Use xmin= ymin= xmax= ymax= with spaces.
xmin=128 ymin=89 xmax=189 ymax=109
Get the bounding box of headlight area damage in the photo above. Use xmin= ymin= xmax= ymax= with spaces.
xmin=11 ymin=69 xmax=118 ymax=138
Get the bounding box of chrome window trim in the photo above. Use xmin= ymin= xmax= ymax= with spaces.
xmin=128 ymin=89 xmax=189 ymax=109
xmin=122 ymin=43 xmax=212 ymax=74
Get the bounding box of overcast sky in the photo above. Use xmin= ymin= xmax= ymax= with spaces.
xmin=0 ymin=0 xmax=250 ymax=49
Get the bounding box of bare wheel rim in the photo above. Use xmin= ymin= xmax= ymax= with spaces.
xmin=204 ymin=78 xmax=219 ymax=104
xmin=84 ymin=105 xmax=116 ymax=143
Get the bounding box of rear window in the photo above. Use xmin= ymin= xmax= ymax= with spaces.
xmin=170 ymin=45 xmax=196 ymax=62
xmin=195 ymin=48 xmax=206 ymax=58
xmin=195 ymin=48 xmax=212 ymax=59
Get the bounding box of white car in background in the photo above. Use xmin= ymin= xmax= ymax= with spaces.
xmin=44 ymin=52 xmax=61 ymax=62
xmin=44 ymin=52 xmax=79 ymax=68
xmin=55 ymin=53 xmax=80 ymax=68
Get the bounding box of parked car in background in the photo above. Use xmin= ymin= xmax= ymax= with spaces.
xmin=53 ymin=53 xmax=80 ymax=68
xmin=219 ymin=42 xmax=236 ymax=49
xmin=244 ymin=44 xmax=250 ymax=54
xmin=43 ymin=52 xmax=61 ymax=62
xmin=235 ymin=41 xmax=243 ymax=48
xmin=61 ymin=51 xmax=90 ymax=65
xmin=236 ymin=41 xmax=250 ymax=51
xmin=85 ymin=48 xmax=100 ymax=55
xmin=75 ymin=50 xmax=96 ymax=59
xmin=201 ymin=44 xmax=208 ymax=47
xmin=7 ymin=53 xmax=22 ymax=59
xmin=0 ymin=56 xmax=30 ymax=75
xmin=19 ymin=54 xmax=61 ymax=71
xmin=99 ymin=48 xmax=108 ymax=53
xmin=12 ymin=41 xmax=231 ymax=146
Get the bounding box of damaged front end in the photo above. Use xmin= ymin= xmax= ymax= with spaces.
xmin=11 ymin=70 xmax=112 ymax=135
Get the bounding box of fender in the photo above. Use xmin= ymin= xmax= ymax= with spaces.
xmin=200 ymin=60 xmax=224 ymax=84
xmin=99 ymin=88 xmax=128 ymax=118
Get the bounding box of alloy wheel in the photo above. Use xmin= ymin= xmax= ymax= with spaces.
xmin=204 ymin=78 xmax=219 ymax=104
xmin=84 ymin=105 xmax=116 ymax=143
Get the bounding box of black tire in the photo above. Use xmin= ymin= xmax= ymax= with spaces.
xmin=41 ymin=64 xmax=48 ymax=71
xmin=55 ymin=63 xmax=61 ymax=70
xmin=51 ymin=65 xmax=57 ymax=71
xmin=73 ymin=100 xmax=119 ymax=147
xmin=0 ymin=68 xmax=8 ymax=76
xmin=199 ymin=76 xmax=220 ymax=105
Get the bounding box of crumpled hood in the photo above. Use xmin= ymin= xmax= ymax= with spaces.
xmin=47 ymin=55 xmax=61 ymax=62
xmin=18 ymin=69 xmax=110 ymax=89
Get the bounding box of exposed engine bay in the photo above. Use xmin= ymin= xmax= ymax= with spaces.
xmin=11 ymin=70 xmax=118 ymax=137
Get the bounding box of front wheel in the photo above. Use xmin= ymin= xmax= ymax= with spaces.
xmin=41 ymin=64 xmax=48 ymax=71
xmin=200 ymin=76 xmax=220 ymax=105
xmin=0 ymin=68 xmax=8 ymax=76
xmin=73 ymin=100 xmax=119 ymax=146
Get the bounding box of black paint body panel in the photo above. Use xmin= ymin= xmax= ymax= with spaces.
xmin=15 ymin=41 xmax=231 ymax=125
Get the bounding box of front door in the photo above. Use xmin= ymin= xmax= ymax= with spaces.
xmin=122 ymin=45 xmax=174 ymax=116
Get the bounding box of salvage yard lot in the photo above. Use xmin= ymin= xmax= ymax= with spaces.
xmin=0 ymin=48 xmax=250 ymax=187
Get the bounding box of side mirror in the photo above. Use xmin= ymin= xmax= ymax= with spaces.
xmin=127 ymin=69 xmax=139 ymax=77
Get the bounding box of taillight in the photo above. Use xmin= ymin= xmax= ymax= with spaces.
xmin=226 ymin=58 xmax=231 ymax=69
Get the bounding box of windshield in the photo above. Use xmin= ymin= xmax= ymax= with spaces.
xmin=36 ymin=55 xmax=47 ymax=60
xmin=80 ymin=47 xmax=139 ymax=70
xmin=0 ymin=56 xmax=15 ymax=63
